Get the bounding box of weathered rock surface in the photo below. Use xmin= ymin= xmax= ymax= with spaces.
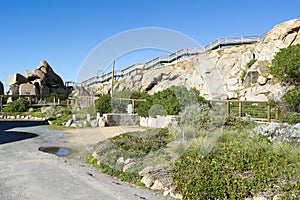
xmin=7 ymin=73 xmax=28 ymax=85
xmin=109 ymin=18 xmax=300 ymax=100
xmin=19 ymin=83 xmax=39 ymax=95
xmin=139 ymin=165 xmax=173 ymax=190
xmin=0 ymin=81 xmax=3 ymax=95
xmin=6 ymin=60 xmax=68 ymax=98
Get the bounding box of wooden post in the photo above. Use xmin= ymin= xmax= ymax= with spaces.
xmin=111 ymin=60 xmax=115 ymax=97
xmin=275 ymin=107 xmax=279 ymax=121
xmin=238 ymin=101 xmax=242 ymax=117
xmin=267 ymin=103 xmax=271 ymax=123
xmin=226 ymin=100 xmax=230 ymax=117
xmin=132 ymin=99 xmax=135 ymax=114
xmin=0 ymin=95 xmax=2 ymax=112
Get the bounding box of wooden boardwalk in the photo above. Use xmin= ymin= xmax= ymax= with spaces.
xmin=80 ymin=32 xmax=267 ymax=88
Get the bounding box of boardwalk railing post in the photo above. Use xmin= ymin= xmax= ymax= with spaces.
xmin=238 ymin=101 xmax=242 ymax=117
xmin=275 ymin=107 xmax=279 ymax=121
xmin=0 ymin=95 xmax=2 ymax=112
xmin=226 ymin=100 xmax=230 ymax=117
xmin=267 ymin=102 xmax=271 ymax=123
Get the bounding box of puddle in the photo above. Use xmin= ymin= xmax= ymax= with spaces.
xmin=38 ymin=147 xmax=71 ymax=156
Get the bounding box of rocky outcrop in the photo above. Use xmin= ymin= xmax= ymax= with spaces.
xmin=109 ymin=18 xmax=300 ymax=101
xmin=7 ymin=60 xmax=68 ymax=99
xmin=0 ymin=81 xmax=4 ymax=95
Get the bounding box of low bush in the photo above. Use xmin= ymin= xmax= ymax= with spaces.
xmin=172 ymin=130 xmax=300 ymax=199
xmin=282 ymin=86 xmax=300 ymax=112
xmin=224 ymin=116 xmax=256 ymax=130
xmin=87 ymin=128 xmax=172 ymax=185
xmin=3 ymin=98 xmax=30 ymax=112
xmin=86 ymin=155 xmax=143 ymax=186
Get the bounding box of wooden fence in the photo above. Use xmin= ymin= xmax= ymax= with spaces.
xmin=209 ymin=100 xmax=279 ymax=123
xmin=0 ymin=95 xmax=72 ymax=111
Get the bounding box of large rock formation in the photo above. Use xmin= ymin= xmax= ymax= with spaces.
xmin=7 ymin=61 xmax=68 ymax=99
xmin=0 ymin=81 xmax=4 ymax=95
xmin=110 ymin=18 xmax=300 ymax=101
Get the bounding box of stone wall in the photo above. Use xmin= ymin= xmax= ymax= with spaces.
xmin=103 ymin=113 xmax=139 ymax=126
xmin=140 ymin=115 xmax=175 ymax=128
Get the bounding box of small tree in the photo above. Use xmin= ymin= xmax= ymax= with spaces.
xmin=269 ymin=44 xmax=300 ymax=86
xmin=95 ymin=94 xmax=111 ymax=116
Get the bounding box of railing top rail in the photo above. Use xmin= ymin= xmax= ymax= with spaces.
xmin=79 ymin=31 xmax=268 ymax=87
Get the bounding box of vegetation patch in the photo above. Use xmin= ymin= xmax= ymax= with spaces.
xmin=172 ymin=130 xmax=300 ymax=199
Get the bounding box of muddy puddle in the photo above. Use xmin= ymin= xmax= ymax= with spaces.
xmin=38 ymin=147 xmax=71 ymax=156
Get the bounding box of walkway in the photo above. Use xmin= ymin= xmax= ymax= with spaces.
xmin=80 ymin=32 xmax=267 ymax=87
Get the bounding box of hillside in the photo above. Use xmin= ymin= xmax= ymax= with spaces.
xmin=101 ymin=18 xmax=300 ymax=101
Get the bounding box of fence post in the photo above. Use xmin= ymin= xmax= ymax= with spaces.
xmin=0 ymin=95 xmax=2 ymax=112
xmin=29 ymin=96 xmax=32 ymax=106
xmin=238 ymin=101 xmax=242 ymax=117
xmin=275 ymin=107 xmax=279 ymax=121
xmin=267 ymin=103 xmax=271 ymax=123
xmin=226 ymin=100 xmax=230 ymax=117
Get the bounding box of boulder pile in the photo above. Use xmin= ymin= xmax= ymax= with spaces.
xmin=6 ymin=60 xmax=68 ymax=100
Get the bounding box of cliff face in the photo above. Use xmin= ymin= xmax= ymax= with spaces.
xmin=106 ymin=19 xmax=300 ymax=100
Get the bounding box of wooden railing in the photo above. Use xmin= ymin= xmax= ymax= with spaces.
xmin=80 ymin=32 xmax=267 ymax=87
xmin=209 ymin=100 xmax=278 ymax=123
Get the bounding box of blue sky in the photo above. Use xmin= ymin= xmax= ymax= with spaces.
xmin=0 ymin=0 xmax=299 ymax=89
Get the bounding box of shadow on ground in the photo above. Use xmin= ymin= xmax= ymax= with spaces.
xmin=0 ymin=120 xmax=49 ymax=145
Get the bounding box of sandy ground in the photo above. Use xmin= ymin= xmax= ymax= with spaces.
xmin=0 ymin=121 xmax=166 ymax=200
xmin=64 ymin=126 xmax=148 ymax=159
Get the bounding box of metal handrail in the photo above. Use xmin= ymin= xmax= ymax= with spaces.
xmin=81 ymin=33 xmax=268 ymax=87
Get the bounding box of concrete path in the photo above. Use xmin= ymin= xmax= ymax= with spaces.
xmin=0 ymin=121 xmax=166 ymax=200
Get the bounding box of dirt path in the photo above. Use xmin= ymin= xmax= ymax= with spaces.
xmin=0 ymin=121 xmax=165 ymax=200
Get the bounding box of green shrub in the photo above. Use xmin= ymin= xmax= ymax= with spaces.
xmin=282 ymin=113 xmax=300 ymax=124
xmin=87 ymin=128 xmax=171 ymax=185
xmin=148 ymin=104 xmax=167 ymax=117
xmin=224 ymin=116 xmax=255 ymax=130
xmin=95 ymin=94 xmax=111 ymax=116
xmin=282 ymin=86 xmax=300 ymax=112
xmin=152 ymin=88 xmax=180 ymax=115
xmin=47 ymin=107 xmax=73 ymax=125
xmin=131 ymin=91 xmax=152 ymax=117
xmin=269 ymin=44 xmax=300 ymax=86
xmin=246 ymin=58 xmax=257 ymax=69
xmin=45 ymin=92 xmax=68 ymax=103
xmin=86 ymin=155 xmax=143 ymax=186
xmin=3 ymin=98 xmax=30 ymax=112
xmin=240 ymin=69 xmax=247 ymax=83
xmin=112 ymin=128 xmax=170 ymax=154
xmin=172 ymin=130 xmax=300 ymax=199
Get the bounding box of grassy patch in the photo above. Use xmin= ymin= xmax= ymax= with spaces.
xmin=172 ymin=130 xmax=300 ymax=199
xmin=86 ymin=128 xmax=173 ymax=185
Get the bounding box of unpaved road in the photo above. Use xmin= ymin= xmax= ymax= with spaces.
xmin=0 ymin=121 xmax=166 ymax=200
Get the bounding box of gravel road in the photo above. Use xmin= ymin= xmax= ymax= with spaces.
xmin=0 ymin=121 xmax=167 ymax=200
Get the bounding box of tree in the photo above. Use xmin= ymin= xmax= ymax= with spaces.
xmin=131 ymin=91 xmax=152 ymax=117
xmin=269 ymin=44 xmax=300 ymax=86
xmin=152 ymin=88 xmax=180 ymax=115
xmin=95 ymin=94 xmax=111 ymax=116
